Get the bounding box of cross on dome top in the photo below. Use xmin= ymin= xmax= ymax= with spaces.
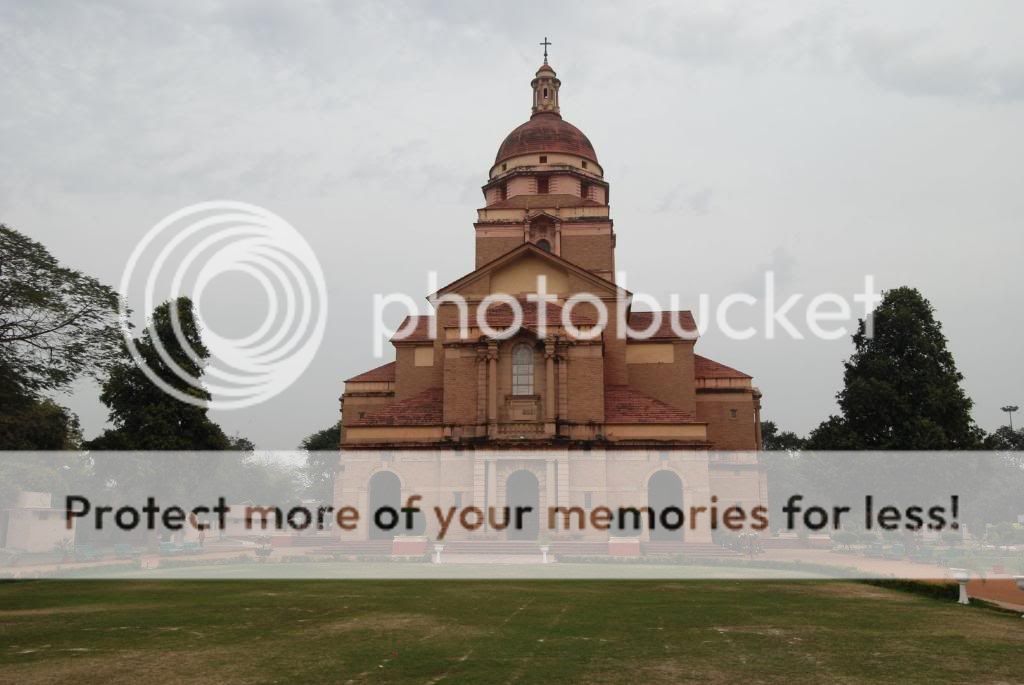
xmin=531 ymin=42 xmax=560 ymax=117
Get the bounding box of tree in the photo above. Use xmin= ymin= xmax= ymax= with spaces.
xmin=0 ymin=225 xmax=121 ymax=398
xmin=807 ymin=287 xmax=982 ymax=449
xmin=760 ymin=421 xmax=806 ymax=451
xmin=300 ymin=422 xmax=341 ymax=503
xmin=0 ymin=226 xmax=121 ymax=449
xmin=79 ymin=299 xmax=306 ymax=546
xmin=0 ymin=394 xmax=82 ymax=450
xmin=85 ymin=297 xmax=238 ymax=450
xmin=984 ymin=426 xmax=1024 ymax=451
xmin=0 ymin=451 xmax=90 ymax=509
xmin=806 ymin=416 xmax=863 ymax=450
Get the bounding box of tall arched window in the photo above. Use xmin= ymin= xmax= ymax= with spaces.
xmin=512 ymin=343 xmax=534 ymax=395
xmin=536 ymin=239 xmax=551 ymax=252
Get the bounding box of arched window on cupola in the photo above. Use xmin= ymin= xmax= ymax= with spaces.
xmin=512 ymin=343 xmax=535 ymax=395
xmin=536 ymin=239 xmax=551 ymax=252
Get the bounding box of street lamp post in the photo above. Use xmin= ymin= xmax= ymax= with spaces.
xmin=1014 ymin=576 xmax=1024 ymax=618
xmin=950 ymin=568 xmax=970 ymax=605
xmin=1002 ymin=405 xmax=1019 ymax=431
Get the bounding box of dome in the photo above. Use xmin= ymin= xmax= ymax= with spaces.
xmin=494 ymin=112 xmax=598 ymax=166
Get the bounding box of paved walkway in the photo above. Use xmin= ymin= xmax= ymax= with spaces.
xmin=438 ymin=553 xmax=549 ymax=565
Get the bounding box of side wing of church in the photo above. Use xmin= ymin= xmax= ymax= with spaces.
xmin=341 ymin=61 xmax=763 ymax=452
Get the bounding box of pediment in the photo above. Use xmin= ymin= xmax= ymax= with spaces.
xmin=429 ymin=242 xmax=627 ymax=301
xmin=527 ymin=210 xmax=561 ymax=224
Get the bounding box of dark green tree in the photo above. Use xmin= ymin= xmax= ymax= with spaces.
xmin=81 ymin=299 xmax=304 ymax=544
xmin=0 ymin=225 xmax=121 ymax=449
xmin=760 ymin=420 xmax=806 ymax=451
xmin=984 ymin=426 xmax=1024 ymax=451
xmin=806 ymin=416 xmax=863 ymax=450
xmin=0 ymin=451 xmax=90 ymax=509
xmin=807 ymin=287 xmax=982 ymax=449
xmin=300 ymin=421 xmax=341 ymax=503
xmin=0 ymin=393 xmax=82 ymax=450
xmin=85 ymin=297 xmax=237 ymax=450
xmin=0 ymin=225 xmax=122 ymax=397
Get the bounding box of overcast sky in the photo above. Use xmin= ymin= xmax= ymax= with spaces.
xmin=2 ymin=1 xmax=1022 ymax=448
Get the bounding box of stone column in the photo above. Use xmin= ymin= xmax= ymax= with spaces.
xmin=557 ymin=455 xmax=570 ymax=509
xmin=557 ymin=342 xmax=569 ymax=435
xmin=356 ymin=487 xmax=369 ymax=541
xmin=487 ymin=459 xmax=498 ymax=521
xmin=687 ymin=456 xmax=714 ymax=544
xmin=487 ymin=341 xmax=498 ymax=438
xmin=544 ymin=339 xmax=556 ymax=435
xmin=545 ymin=459 xmax=557 ymax=516
xmin=473 ymin=457 xmax=486 ymax=510
xmin=476 ymin=344 xmax=489 ymax=430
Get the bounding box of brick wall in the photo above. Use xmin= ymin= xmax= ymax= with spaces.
xmin=625 ymin=341 xmax=696 ymax=413
xmin=394 ymin=345 xmax=442 ymax=400
xmin=443 ymin=346 xmax=479 ymax=425
xmin=507 ymin=176 xmax=533 ymax=197
xmin=561 ymin=234 xmax=614 ymax=274
xmin=476 ymin=235 xmax=523 ymax=268
xmin=566 ymin=344 xmax=604 ymax=424
xmin=696 ymin=390 xmax=759 ymax=449
xmin=341 ymin=394 xmax=394 ymax=428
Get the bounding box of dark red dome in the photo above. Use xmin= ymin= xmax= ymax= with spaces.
xmin=494 ymin=112 xmax=598 ymax=166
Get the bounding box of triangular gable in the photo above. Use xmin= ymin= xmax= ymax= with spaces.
xmin=526 ymin=210 xmax=562 ymax=223
xmin=429 ymin=242 xmax=629 ymax=301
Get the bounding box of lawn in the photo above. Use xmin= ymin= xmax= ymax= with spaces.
xmin=1 ymin=579 xmax=1021 ymax=684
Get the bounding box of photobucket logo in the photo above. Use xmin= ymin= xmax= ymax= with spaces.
xmin=119 ymin=201 xmax=327 ymax=410
xmin=373 ymin=271 xmax=881 ymax=355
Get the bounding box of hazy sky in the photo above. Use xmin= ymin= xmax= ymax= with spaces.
xmin=2 ymin=1 xmax=1022 ymax=448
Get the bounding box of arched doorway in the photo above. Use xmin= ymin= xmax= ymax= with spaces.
xmin=367 ymin=471 xmax=401 ymax=540
xmin=647 ymin=470 xmax=684 ymax=541
xmin=506 ymin=470 xmax=540 ymax=540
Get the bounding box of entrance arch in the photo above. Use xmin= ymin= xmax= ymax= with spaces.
xmin=505 ymin=470 xmax=540 ymax=540
xmin=647 ymin=470 xmax=684 ymax=541
xmin=367 ymin=471 xmax=401 ymax=540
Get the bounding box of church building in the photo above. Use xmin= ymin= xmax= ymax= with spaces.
xmin=336 ymin=54 xmax=765 ymax=548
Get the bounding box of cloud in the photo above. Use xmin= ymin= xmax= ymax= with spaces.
xmin=844 ymin=28 xmax=1024 ymax=103
xmin=656 ymin=185 xmax=713 ymax=215
xmin=737 ymin=246 xmax=799 ymax=296
xmin=620 ymin=2 xmax=1024 ymax=104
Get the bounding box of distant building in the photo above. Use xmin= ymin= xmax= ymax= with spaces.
xmin=0 ymin=492 xmax=73 ymax=553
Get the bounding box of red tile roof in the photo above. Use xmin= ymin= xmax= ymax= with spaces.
xmin=694 ymin=355 xmax=751 ymax=379
xmin=391 ymin=316 xmax=434 ymax=343
xmin=604 ymin=386 xmax=695 ymax=424
xmin=487 ymin=194 xmax=602 ymax=210
xmin=345 ymin=361 xmax=396 ymax=383
xmin=349 ymin=388 xmax=443 ymax=426
xmin=627 ymin=311 xmax=698 ymax=340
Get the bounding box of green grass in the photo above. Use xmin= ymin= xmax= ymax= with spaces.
xmin=1 ymin=579 xmax=1021 ymax=684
